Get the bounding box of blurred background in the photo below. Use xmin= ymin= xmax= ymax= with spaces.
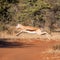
xmin=0 ymin=0 xmax=60 ymax=35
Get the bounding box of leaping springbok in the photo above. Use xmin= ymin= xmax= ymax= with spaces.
xmin=16 ymin=24 xmax=51 ymax=40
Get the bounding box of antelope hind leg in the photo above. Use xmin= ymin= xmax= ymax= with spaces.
xmin=45 ymin=32 xmax=51 ymax=40
xmin=37 ymin=31 xmax=51 ymax=40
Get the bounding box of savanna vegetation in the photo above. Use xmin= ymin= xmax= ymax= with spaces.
xmin=0 ymin=0 xmax=60 ymax=33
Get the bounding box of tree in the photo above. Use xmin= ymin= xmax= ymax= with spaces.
xmin=0 ymin=0 xmax=19 ymax=30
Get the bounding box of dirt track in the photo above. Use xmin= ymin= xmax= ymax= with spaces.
xmin=0 ymin=32 xmax=60 ymax=60
xmin=0 ymin=39 xmax=60 ymax=60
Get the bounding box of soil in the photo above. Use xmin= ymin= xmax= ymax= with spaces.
xmin=0 ymin=32 xmax=60 ymax=60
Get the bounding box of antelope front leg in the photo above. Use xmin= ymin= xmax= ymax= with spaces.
xmin=16 ymin=30 xmax=23 ymax=36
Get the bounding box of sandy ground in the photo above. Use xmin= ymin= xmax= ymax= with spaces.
xmin=0 ymin=32 xmax=60 ymax=40
xmin=0 ymin=40 xmax=60 ymax=60
xmin=0 ymin=32 xmax=60 ymax=60
xmin=0 ymin=39 xmax=60 ymax=60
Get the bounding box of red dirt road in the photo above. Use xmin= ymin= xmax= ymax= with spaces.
xmin=0 ymin=40 xmax=60 ymax=60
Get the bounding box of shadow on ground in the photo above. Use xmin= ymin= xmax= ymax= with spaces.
xmin=0 ymin=38 xmax=34 ymax=48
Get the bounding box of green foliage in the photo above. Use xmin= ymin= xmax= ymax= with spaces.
xmin=0 ymin=0 xmax=19 ymax=30
xmin=0 ymin=0 xmax=60 ymax=32
xmin=14 ymin=0 xmax=51 ymax=26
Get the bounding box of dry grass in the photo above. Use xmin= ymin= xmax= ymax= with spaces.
xmin=0 ymin=31 xmax=60 ymax=41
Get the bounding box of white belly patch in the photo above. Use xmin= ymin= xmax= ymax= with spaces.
xmin=24 ymin=30 xmax=36 ymax=34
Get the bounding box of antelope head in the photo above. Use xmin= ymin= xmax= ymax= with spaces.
xmin=16 ymin=24 xmax=23 ymax=29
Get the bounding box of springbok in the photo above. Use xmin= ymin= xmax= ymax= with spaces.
xmin=16 ymin=24 xmax=51 ymax=40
